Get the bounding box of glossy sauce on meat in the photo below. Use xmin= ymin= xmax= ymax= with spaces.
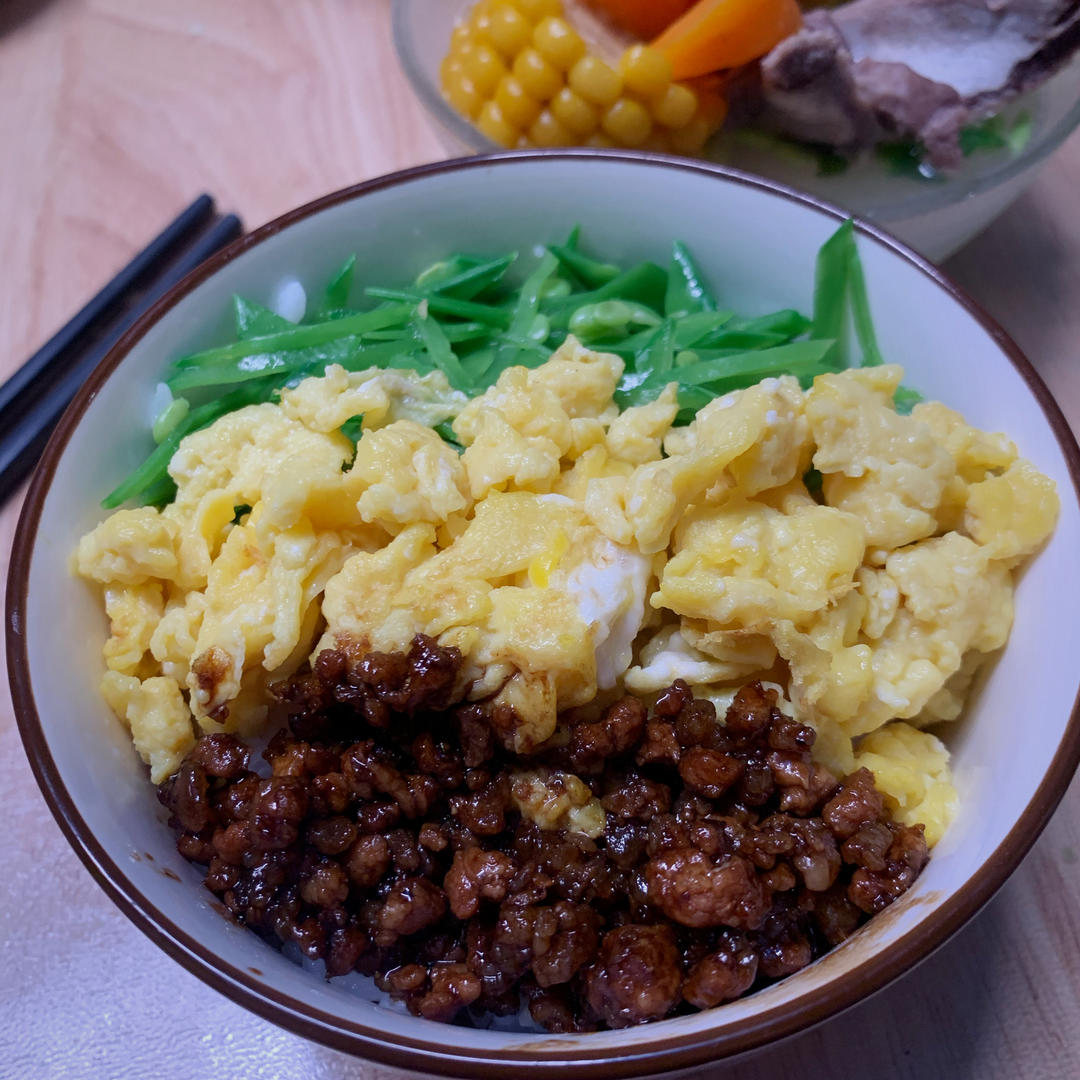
xmin=162 ymin=636 xmax=928 ymax=1031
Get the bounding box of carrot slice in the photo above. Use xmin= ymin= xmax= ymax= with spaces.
xmin=652 ymin=0 xmax=803 ymax=80
xmin=585 ymin=0 xmax=697 ymax=40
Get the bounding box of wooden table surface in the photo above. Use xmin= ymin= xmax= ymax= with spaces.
xmin=2 ymin=2 xmax=1078 ymax=1078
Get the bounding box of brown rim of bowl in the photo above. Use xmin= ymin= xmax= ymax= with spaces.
xmin=7 ymin=150 xmax=1080 ymax=1077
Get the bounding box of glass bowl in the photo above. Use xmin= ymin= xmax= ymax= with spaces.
xmin=393 ymin=0 xmax=1080 ymax=261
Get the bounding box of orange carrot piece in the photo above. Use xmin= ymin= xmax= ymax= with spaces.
xmin=652 ymin=0 xmax=802 ymax=80
xmin=584 ymin=0 xmax=696 ymax=40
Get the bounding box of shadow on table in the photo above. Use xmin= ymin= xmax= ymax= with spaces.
xmin=0 ymin=0 xmax=60 ymax=37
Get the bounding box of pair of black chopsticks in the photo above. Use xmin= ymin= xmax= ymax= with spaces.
xmin=0 ymin=195 xmax=243 ymax=506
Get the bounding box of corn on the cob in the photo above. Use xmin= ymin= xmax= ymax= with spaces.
xmin=440 ymin=0 xmax=728 ymax=155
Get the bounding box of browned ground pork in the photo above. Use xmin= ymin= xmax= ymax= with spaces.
xmin=162 ymin=635 xmax=928 ymax=1031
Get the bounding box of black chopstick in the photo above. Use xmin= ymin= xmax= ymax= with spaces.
xmin=0 ymin=206 xmax=243 ymax=506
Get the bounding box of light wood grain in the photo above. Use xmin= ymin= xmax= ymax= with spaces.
xmin=1 ymin=3 xmax=1078 ymax=1077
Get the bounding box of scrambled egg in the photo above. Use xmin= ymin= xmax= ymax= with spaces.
xmin=77 ymin=346 xmax=1057 ymax=847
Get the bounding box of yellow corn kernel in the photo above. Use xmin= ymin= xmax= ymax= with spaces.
xmin=619 ymin=45 xmax=672 ymax=100
xmin=669 ymin=114 xmax=712 ymax=155
xmin=486 ymin=1 xmax=533 ymax=57
xmin=512 ymin=47 xmax=563 ymax=101
xmin=495 ymin=74 xmax=542 ymax=129
xmin=533 ymin=17 xmax=586 ymax=71
xmin=450 ymin=23 xmax=473 ymax=54
xmin=602 ymin=98 xmax=652 ymax=147
xmin=477 ymin=99 xmax=520 ymax=147
xmin=585 ymin=132 xmax=616 ymax=149
xmin=471 ymin=11 xmax=492 ymax=43
xmin=568 ymin=55 xmax=622 ymax=108
xmin=529 ymin=109 xmax=576 ymax=148
xmin=511 ymin=0 xmax=562 ymax=19
xmin=652 ymin=83 xmax=697 ymax=129
xmin=440 ymin=54 xmax=464 ymax=84
xmin=443 ymin=71 xmax=484 ymax=120
xmin=462 ymin=42 xmax=508 ymax=96
xmin=550 ymin=86 xmax=600 ymax=136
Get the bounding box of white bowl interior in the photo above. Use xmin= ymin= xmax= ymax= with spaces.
xmin=20 ymin=156 xmax=1080 ymax=1065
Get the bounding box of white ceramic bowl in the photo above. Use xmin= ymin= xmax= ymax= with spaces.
xmin=8 ymin=153 xmax=1080 ymax=1077
xmin=393 ymin=0 xmax=1080 ymax=262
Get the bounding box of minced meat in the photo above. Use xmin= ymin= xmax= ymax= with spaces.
xmin=161 ymin=636 xmax=928 ymax=1031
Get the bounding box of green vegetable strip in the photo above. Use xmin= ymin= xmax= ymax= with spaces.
xmin=893 ymin=386 xmax=924 ymax=414
xmin=339 ymin=413 xmax=365 ymax=453
xmin=365 ymin=288 xmax=512 ymax=328
xmin=493 ymin=251 xmax=559 ymax=375
xmin=672 ymin=310 xmax=735 ymax=350
xmin=324 ymin=255 xmax=357 ymax=310
xmin=548 ymin=243 xmax=620 ymax=289
xmin=424 ymin=253 xmax=517 ymax=300
xmin=731 ymin=309 xmax=811 ymax=340
xmin=694 ymin=329 xmax=788 ymax=352
xmin=151 ymin=397 xmax=190 ymax=444
xmin=363 ymin=322 xmax=489 ymax=344
xmin=666 ymin=241 xmax=717 ymax=318
xmin=415 ymin=255 xmax=485 ymax=290
xmin=643 ymin=320 xmax=676 ymax=378
xmin=846 ymin=236 xmax=884 ymax=367
xmin=812 ymin=220 xmax=853 ymax=367
xmin=434 ymin=420 xmax=464 ymax=452
xmin=233 ymin=295 xmax=292 ymax=339
xmin=549 ymin=262 xmax=668 ymax=330
xmin=168 ymin=337 xmax=418 ymax=392
xmin=139 ymin=473 xmax=179 ymax=508
xmin=510 ymin=253 xmax=559 ymax=340
xmin=569 ymin=300 xmax=662 ymax=342
xmin=173 ymin=304 xmax=415 ymax=369
xmin=413 ymin=310 xmax=472 ymax=391
xmin=461 ymin=346 xmax=496 ymax=382
xmin=639 ymin=340 xmax=836 ymax=394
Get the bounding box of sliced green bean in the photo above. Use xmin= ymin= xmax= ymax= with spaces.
xmin=695 ymin=329 xmax=789 ymax=351
xmin=731 ymin=309 xmax=811 ymax=340
xmin=549 ymin=262 xmax=668 ymax=331
xmin=569 ymin=300 xmax=662 ymax=342
xmin=548 ymin=243 xmax=620 ymax=289
xmin=151 ymin=397 xmax=190 ymax=444
xmin=168 ymin=337 xmax=417 ymax=392
xmin=666 ymin=241 xmax=717 ymax=318
xmin=413 ymin=310 xmax=472 ymax=391
xmin=641 ymin=319 xmax=676 ymax=379
xmin=173 ymin=304 xmax=415 ymax=370
xmin=324 ymin=254 xmax=357 ymax=310
xmin=633 ymin=340 xmax=836 ymax=399
xmin=233 ymin=295 xmax=292 ymax=340
xmin=424 ymin=253 xmax=517 ymax=300
xmin=812 ymin=220 xmax=853 ymax=367
xmin=365 ymin=288 xmax=512 ymax=328
xmin=338 ymin=414 xmax=365 ymax=454
xmin=847 ymin=237 xmax=884 ymax=367
xmin=495 ymin=251 xmax=559 ymax=372
xmin=893 ymin=386 xmax=924 ymax=414
xmin=414 ymin=254 xmax=487 ymax=289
